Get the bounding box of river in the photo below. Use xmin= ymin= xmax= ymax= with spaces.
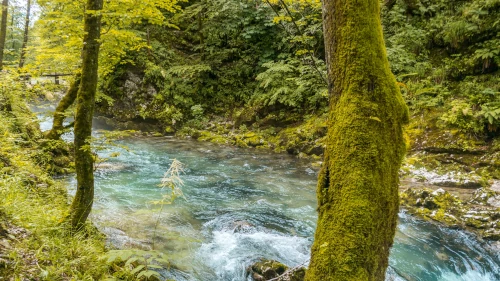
xmin=36 ymin=113 xmax=500 ymax=281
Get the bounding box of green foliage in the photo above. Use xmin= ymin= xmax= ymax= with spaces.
xmin=480 ymin=102 xmax=500 ymax=125
xmin=30 ymin=0 xmax=182 ymax=78
xmin=0 ymin=2 xmax=27 ymax=67
xmin=96 ymin=0 xmax=498 ymax=141
xmin=382 ymin=0 xmax=500 ymax=136
xmin=253 ymin=59 xmax=327 ymax=109
xmin=437 ymin=76 xmax=500 ymax=133
xmin=24 ymin=0 xmax=498 ymax=144
xmin=0 ymin=72 xmax=43 ymax=141
xmin=104 ymin=250 xmax=171 ymax=281
xmin=190 ymin=104 xmax=204 ymax=117
xmin=440 ymin=100 xmax=482 ymax=133
xmin=100 ymin=0 xmax=327 ymax=130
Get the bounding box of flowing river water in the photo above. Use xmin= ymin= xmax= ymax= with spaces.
xmin=36 ymin=113 xmax=500 ymax=281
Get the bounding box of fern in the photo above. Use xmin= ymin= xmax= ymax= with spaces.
xmin=104 ymin=249 xmax=170 ymax=281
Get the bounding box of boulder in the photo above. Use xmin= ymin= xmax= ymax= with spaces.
xmin=247 ymin=259 xmax=305 ymax=281
xmin=231 ymin=220 xmax=254 ymax=233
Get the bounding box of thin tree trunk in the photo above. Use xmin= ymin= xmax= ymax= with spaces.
xmin=305 ymin=0 xmax=408 ymax=280
xmin=45 ymin=74 xmax=81 ymax=140
xmin=0 ymin=0 xmax=9 ymax=70
xmin=9 ymin=5 xmax=13 ymax=50
xmin=146 ymin=27 xmax=151 ymax=59
xmin=69 ymin=0 xmax=103 ymax=231
xmin=18 ymin=0 xmax=30 ymax=68
xmin=197 ymin=11 xmax=204 ymax=59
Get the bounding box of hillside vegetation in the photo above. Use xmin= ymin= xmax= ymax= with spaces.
xmin=90 ymin=0 xmax=498 ymax=144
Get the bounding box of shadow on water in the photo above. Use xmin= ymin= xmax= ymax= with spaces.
xmin=35 ymin=112 xmax=499 ymax=281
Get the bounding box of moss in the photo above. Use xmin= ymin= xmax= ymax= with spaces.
xmin=37 ymin=139 xmax=74 ymax=175
xmin=234 ymin=136 xmax=249 ymax=148
xmin=465 ymin=218 xmax=487 ymax=229
xmin=70 ymin=0 xmax=103 ymax=230
xmin=410 ymin=125 xmax=487 ymax=154
xmin=197 ymin=131 xmax=230 ymax=145
xmin=305 ymin=0 xmax=408 ymax=279
xmin=243 ymin=132 xmax=266 ymax=147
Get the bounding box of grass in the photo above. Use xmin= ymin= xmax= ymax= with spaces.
xmin=0 ymin=81 xmax=109 ymax=280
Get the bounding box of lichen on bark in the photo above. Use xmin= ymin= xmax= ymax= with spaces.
xmin=305 ymin=0 xmax=408 ymax=280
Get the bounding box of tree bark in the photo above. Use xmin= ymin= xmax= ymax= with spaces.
xmin=18 ymin=0 xmax=30 ymax=68
xmin=45 ymin=74 xmax=81 ymax=140
xmin=9 ymin=5 xmax=13 ymax=50
xmin=0 ymin=0 xmax=8 ymax=70
xmin=305 ymin=0 xmax=408 ymax=280
xmin=69 ymin=0 xmax=103 ymax=231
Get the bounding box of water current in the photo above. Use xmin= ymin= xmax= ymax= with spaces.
xmin=36 ymin=113 xmax=500 ymax=281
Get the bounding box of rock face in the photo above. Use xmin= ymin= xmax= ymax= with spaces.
xmin=247 ymin=259 xmax=305 ymax=281
xmin=400 ymin=183 xmax=500 ymax=240
xmin=96 ymin=69 xmax=161 ymax=131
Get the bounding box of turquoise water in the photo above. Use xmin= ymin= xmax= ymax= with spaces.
xmin=78 ymin=137 xmax=500 ymax=281
xmin=36 ymin=112 xmax=500 ymax=281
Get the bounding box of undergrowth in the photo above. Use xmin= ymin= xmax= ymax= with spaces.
xmin=0 ymin=73 xmax=109 ymax=280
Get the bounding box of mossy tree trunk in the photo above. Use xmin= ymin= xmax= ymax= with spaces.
xmin=69 ymin=0 xmax=102 ymax=231
xmin=305 ymin=0 xmax=408 ymax=280
xmin=18 ymin=0 xmax=30 ymax=68
xmin=0 ymin=0 xmax=8 ymax=70
xmin=45 ymin=74 xmax=81 ymax=140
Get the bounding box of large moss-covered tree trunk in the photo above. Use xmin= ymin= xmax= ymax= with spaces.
xmin=0 ymin=0 xmax=8 ymax=70
xmin=69 ymin=0 xmax=102 ymax=230
xmin=305 ymin=0 xmax=408 ymax=280
xmin=45 ymin=74 xmax=81 ymax=140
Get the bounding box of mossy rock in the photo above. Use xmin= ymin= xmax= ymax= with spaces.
xmin=400 ymin=186 xmax=500 ymax=240
xmin=197 ymin=131 xmax=230 ymax=145
xmin=190 ymin=129 xmax=202 ymax=139
xmin=247 ymin=259 xmax=305 ymax=281
xmin=483 ymin=229 xmax=500 ymax=240
xmin=197 ymin=131 xmax=215 ymax=141
xmin=38 ymin=139 xmax=73 ymax=175
xmin=305 ymin=145 xmax=324 ymax=156
xmin=233 ymin=136 xmax=249 ymax=148
xmin=246 ymin=137 xmax=264 ymax=147
xmin=234 ymin=106 xmax=260 ymax=127
xmin=411 ymin=128 xmax=487 ymax=155
xmin=465 ymin=217 xmax=488 ymax=229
